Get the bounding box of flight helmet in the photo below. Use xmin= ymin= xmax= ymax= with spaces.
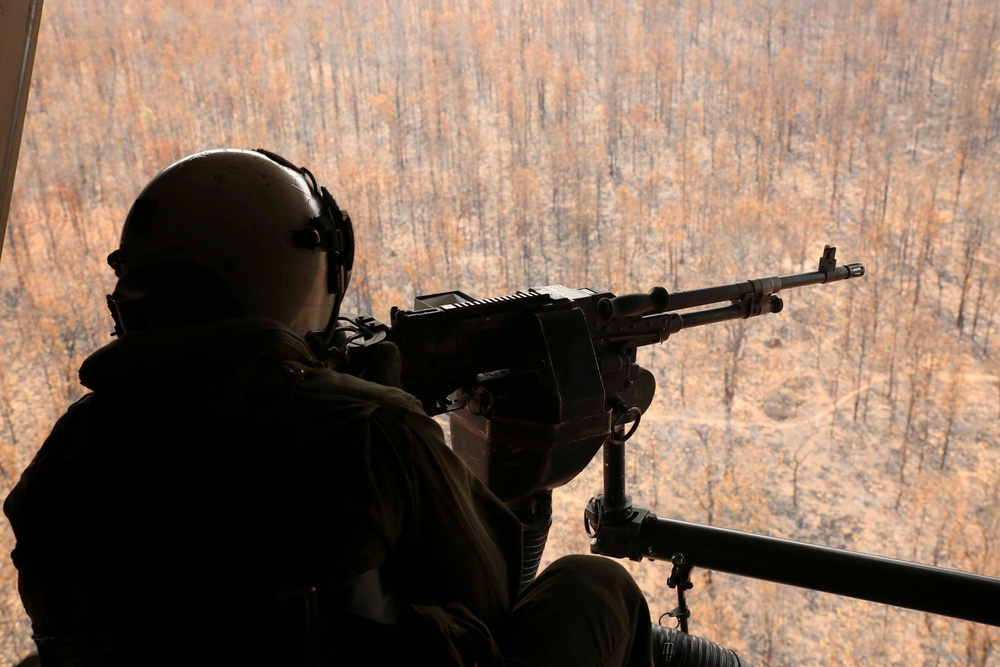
xmin=106 ymin=148 xmax=353 ymax=348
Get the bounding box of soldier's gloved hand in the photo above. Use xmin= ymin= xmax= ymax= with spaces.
xmin=356 ymin=341 xmax=402 ymax=388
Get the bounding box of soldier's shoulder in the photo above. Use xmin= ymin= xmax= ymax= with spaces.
xmin=51 ymin=392 xmax=99 ymax=428
xmin=287 ymin=366 xmax=447 ymax=454
xmin=295 ymin=366 xmax=427 ymax=419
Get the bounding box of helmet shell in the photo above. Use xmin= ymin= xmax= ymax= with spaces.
xmin=111 ymin=149 xmax=342 ymax=336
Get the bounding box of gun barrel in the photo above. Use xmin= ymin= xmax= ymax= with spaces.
xmin=779 ymin=262 xmax=866 ymax=289
xmin=664 ymin=261 xmax=865 ymax=313
xmin=596 ymin=253 xmax=863 ymax=346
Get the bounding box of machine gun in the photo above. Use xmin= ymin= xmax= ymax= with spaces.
xmin=338 ymin=246 xmax=1000 ymax=665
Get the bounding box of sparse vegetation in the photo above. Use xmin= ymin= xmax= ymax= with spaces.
xmin=1 ymin=0 xmax=998 ymax=663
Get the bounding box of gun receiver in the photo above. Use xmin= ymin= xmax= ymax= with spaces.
xmin=342 ymin=245 xmax=863 ymax=502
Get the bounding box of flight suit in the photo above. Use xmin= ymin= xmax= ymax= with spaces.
xmin=5 ymin=318 xmax=651 ymax=665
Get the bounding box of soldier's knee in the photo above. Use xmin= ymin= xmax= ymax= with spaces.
xmin=548 ymin=554 xmax=635 ymax=582
xmin=541 ymin=555 xmax=644 ymax=604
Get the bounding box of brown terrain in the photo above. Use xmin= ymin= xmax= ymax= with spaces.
xmin=0 ymin=0 xmax=997 ymax=664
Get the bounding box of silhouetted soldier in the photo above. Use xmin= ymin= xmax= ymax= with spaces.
xmin=4 ymin=149 xmax=656 ymax=665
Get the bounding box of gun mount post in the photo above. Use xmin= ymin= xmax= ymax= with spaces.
xmin=602 ymin=424 xmax=630 ymax=517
